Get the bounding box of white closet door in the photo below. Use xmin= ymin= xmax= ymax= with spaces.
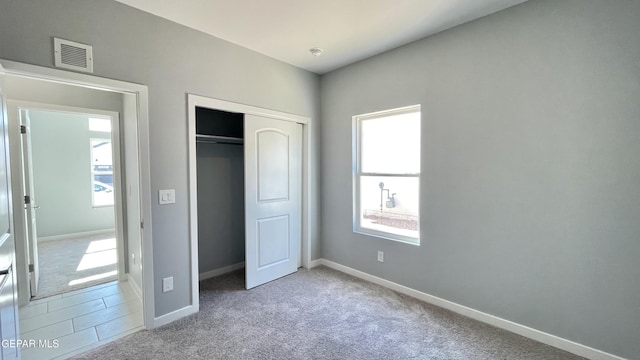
xmin=244 ymin=114 xmax=301 ymax=289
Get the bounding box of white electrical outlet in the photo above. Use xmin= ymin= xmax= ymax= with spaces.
xmin=377 ymin=251 xmax=384 ymax=263
xmin=162 ymin=276 xmax=174 ymax=292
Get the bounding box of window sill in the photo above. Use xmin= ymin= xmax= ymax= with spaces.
xmin=353 ymin=229 xmax=420 ymax=246
xmin=91 ymin=204 xmax=114 ymax=208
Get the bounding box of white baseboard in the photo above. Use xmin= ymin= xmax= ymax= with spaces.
xmin=153 ymin=305 xmax=198 ymax=328
xmin=38 ymin=228 xmax=116 ymax=243
xmin=127 ymin=274 xmax=143 ymax=301
xmin=308 ymin=259 xmax=323 ymax=269
xmin=317 ymin=259 xmax=626 ymax=360
xmin=199 ymin=262 xmax=245 ymax=281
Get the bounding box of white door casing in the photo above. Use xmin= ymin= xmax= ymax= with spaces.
xmin=244 ymin=114 xmax=301 ymax=289
xmin=0 ymin=62 xmax=20 ymax=359
xmin=19 ymin=111 xmax=40 ymax=298
xmin=123 ymin=93 xmax=143 ymax=294
xmin=1 ymin=59 xmax=154 ymax=330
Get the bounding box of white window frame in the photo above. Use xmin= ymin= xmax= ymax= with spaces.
xmin=353 ymin=105 xmax=421 ymax=245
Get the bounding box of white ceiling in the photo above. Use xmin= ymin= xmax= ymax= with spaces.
xmin=114 ymin=0 xmax=527 ymax=74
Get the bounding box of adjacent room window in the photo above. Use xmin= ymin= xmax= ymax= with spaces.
xmin=89 ymin=117 xmax=114 ymax=207
xmin=89 ymin=117 xmax=111 ymax=132
xmin=353 ymin=105 xmax=421 ymax=244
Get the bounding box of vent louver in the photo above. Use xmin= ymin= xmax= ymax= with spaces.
xmin=54 ymin=38 xmax=93 ymax=73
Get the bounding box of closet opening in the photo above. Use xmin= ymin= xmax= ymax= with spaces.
xmin=195 ymin=107 xmax=246 ymax=281
xmin=188 ymin=94 xmax=311 ymax=309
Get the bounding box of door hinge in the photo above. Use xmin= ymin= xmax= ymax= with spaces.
xmin=20 ymin=125 xmax=26 ymax=134
xmin=140 ymin=221 xmax=144 ymax=229
xmin=24 ymin=195 xmax=31 ymax=205
xmin=28 ymin=264 xmax=34 ymax=272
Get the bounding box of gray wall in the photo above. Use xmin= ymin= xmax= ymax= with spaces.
xmin=28 ymin=110 xmax=115 ymax=238
xmin=0 ymin=0 xmax=320 ymax=317
xmin=320 ymin=1 xmax=639 ymax=359
xmin=197 ymin=143 xmax=245 ymax=274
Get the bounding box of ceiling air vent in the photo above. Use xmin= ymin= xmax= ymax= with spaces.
xmin=53 ymin=38 xmax=93 ymax=73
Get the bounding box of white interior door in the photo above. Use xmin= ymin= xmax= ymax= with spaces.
xmin=19 ymin=111 xmax=40 ymax=297
xmin=244 ymin=114 xmax=301 ymax=289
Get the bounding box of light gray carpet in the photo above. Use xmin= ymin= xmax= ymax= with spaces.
xmin=35 ymin=233 xmax=118 ymax=299
xmin=73 ymin=267 xmax=584 ymax=360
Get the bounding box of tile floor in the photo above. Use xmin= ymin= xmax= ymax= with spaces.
xmin=18 ymin=280 xmax=143 ymax=360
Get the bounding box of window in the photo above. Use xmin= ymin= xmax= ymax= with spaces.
xmin=354 ymin=105 xmax=421 ymax=244
xmin=89 ymin=117 xmax=111 ymax=132
xmin=89 ymin=117 xmax=114 ymax=207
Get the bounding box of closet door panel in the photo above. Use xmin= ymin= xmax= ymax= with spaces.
xmin=256 ymin=130 xmax=289 ymax=202
xmin=245 ymin=115 xmax=301 ymax=289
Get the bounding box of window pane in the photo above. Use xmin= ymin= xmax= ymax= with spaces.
xmin=361 ymin=111 xmax=420 ymax=174
xmin=89 ymin=117 xmax=112 ymax=132
xmin=91 ymin=139 xmax=114 ymax=206
xmin=359 ymin=175 xmax=419 ymax=240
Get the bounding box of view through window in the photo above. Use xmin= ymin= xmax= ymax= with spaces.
xmin=354 ymin=105 xmax=420 ymax=244
xmin=89 ymin=117 xmax=114 ymax=207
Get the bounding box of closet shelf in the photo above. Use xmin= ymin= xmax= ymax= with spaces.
xmin=196 ymin=134 xmax=243 ymax=145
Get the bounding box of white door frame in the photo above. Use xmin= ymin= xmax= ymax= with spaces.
xmin=187 ymin=94 xmax=312 ymax=311
xmin=8 ymin=100 xmax=125 ymax=301
xmin=0 ymin=59 xmax=155 ymax=330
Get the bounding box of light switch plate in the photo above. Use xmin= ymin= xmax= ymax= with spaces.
xmin=159 ymin=189 xmax=175 ymax=205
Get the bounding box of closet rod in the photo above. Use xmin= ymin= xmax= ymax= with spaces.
xmin=196 ymin=140 xmax=243 ymax=145
xmin=196 ymin=134 xmax=243 ymax=145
